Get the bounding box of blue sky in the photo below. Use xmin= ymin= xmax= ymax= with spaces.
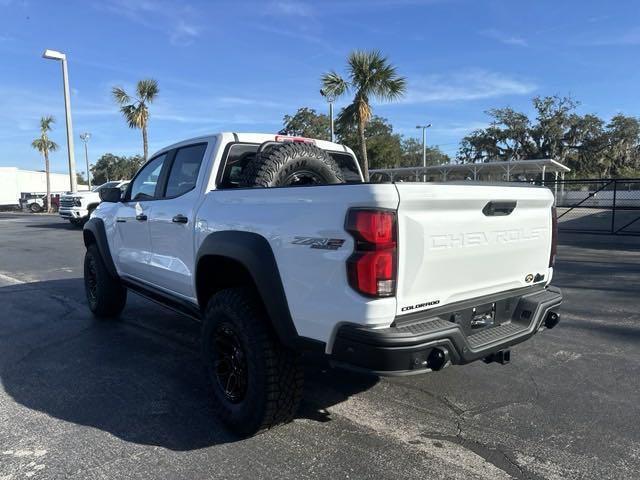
xmin=1 ymin=0 xmax=639 ymax=174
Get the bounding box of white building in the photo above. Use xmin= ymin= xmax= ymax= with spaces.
xmin=0 ymin=167 xmax=88 ymax=206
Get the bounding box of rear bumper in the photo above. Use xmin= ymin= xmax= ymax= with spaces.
xmin=330 ymin=286 xmax=562 ymax=376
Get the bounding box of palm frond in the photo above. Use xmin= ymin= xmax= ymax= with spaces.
xmin=48 ymin=140 xmax=59 ymax=152
xmin=31 ymin=138 xmax=45 ymax=152
xmin=347 ymin=50 xmax=406 ymax=102
xmin=321 ymin=71 xmax=349 ymax=99
xmin=337 ymin=103 xmax=358 ymax=126
xmin=121 ymin=104 xmax=148 ymax=129
xmin=137 ymin=79 xmax=159 ymax=103
xmin=112 ymin=86 xmax=131 ymax=105
xmin=39 ymin=115 xmax=55 ymax=134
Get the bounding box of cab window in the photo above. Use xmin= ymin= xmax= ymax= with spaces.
xmin=129 ymin=153 xmax=167 ymax=201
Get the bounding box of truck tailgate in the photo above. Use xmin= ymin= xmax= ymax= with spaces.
xmin=394 ymin=183 xmax=554 ymax=316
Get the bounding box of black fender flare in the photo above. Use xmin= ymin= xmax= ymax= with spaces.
xmin=83 ymin=218 xmax=118 ymax=278
xmin=196 ymin=231 xmax=300 ymax=349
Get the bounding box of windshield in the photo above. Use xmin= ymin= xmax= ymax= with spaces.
xmin=92 ymin=181 xmax=120 ymax=192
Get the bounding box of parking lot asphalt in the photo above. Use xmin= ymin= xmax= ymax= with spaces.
xmin=1 ymin=212 xmax=639 ymax=480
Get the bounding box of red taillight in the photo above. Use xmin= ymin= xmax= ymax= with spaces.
xmin=346 ymin=209 xmax=397 ymax=297
xmin=550 ymin=206 xmax=558 ymax=267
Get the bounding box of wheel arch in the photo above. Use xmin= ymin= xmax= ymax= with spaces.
xmin=83 ymin=218 xmax=118 ymax=278
xmin=196 ymin=231 xmax=299 ymax=349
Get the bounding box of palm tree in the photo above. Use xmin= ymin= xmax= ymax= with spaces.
xmin=112 ymin=79 xmax=159 ymax=161
xmin=31 ymin=116 xmax=59 ymax=213
xmin=321 ymin=50 xmax=406 ymax=181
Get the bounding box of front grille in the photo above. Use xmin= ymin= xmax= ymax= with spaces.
xmin=60 ymin=199 xmax=75 ymax=208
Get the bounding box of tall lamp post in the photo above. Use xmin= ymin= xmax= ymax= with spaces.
xmin=42 ymin=49 xmax=77 ymax=193
xmin=416 ymin=123 xmax=432 ymax=181
xmin=320 ymin=88 xmax=336 ymax=142
xmin=79 ymin=132 xmax=91 ymax=189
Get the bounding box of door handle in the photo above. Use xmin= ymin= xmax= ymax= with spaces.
xmin=135 ymin=214 xmax=148 ymax=221
xmin=116 ymin=218 xmax=126 ymax=223
xmin=172 ymin=214 xmax=188 ymax=224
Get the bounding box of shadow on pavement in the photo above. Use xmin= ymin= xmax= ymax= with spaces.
xmin=24 ymin=222 xmax=82 ymax=230
xmin=0 ymin=279 xmax=377 ymax=451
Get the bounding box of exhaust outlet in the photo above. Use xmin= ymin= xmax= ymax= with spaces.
xmin=545 ymin=311 xmax=560 ymax=329
xmin=427 ymin=347 xmax=449 ymax=371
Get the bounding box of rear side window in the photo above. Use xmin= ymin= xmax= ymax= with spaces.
xmin=165 ymin=143 xmax=207 ymax=197
xmin=329 ymin=152 xmax=362 ymax=183
xmin=218 ymin=144 xmax=259 ymax=189
xmin=218 ymin=144 xmax=362 ymax=188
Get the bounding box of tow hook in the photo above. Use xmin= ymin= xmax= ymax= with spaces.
xmin=545 ymin=311 xmax=560 ymax=329
xmin=483 ymin=349 xmax=511 ymax=365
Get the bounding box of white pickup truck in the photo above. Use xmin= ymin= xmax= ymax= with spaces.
xmin=83 ymin=132 xmax=562 ymax=435
xmin=59 ymin=181 xmax=129 ymax=225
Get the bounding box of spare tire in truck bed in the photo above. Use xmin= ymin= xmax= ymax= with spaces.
xmin=241 ymin=142 xmax=345 ymax=187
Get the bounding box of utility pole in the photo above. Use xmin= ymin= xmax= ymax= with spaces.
xmin=416 ymin=123 xmax=432 ymax=181
xmin=320 ymin=89 xmax=336 ymax=142
xmin=80 ymin=132 xmax=91 ymax=189
xmin=43 ymin=49 xmax=77 ymax=192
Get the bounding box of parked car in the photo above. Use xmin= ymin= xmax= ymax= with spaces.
xmin=82 ymin=132 xmax=562 ymax=436
xmin=59 ymin=181 xmax=129 ymax=225
xmin=19 ymin=192 xmax=59 ymax=213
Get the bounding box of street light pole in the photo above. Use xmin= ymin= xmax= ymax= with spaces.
xmin=80 ymin=132 xmax=91 ymax=189
xmin=320 ymin=89 xmax=336 ymax=142
xmin=416 ymin=124 xmax=432 ymax=181
xmin=42 ymin=49 xmax=77 ymax=193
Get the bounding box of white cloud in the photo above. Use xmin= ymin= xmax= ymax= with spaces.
xmin=480 ymin=29 xmax=528 ymax=47
xmin=217 ymin=96 xmax=283 ymax=108
xmin=402 ymin=70 xmax=537 ymax=103
xmin=96 ymin=0 xmax=201 ymax=47
xmin=581 ymin=27 xmax=640 ymax=46
xmin=266 ymin=1 xmax=315 ymax=17
xmin=169 ymin=20 xmax=201 ymax=46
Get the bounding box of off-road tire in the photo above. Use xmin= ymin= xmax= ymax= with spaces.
xmin=84 ymin=244 xmax=127 ymax=318
xmin=241 ymin=142 xmax=344 ymax=187
xmin=202 ymin=288 xmax=304 ymax=436
xmin=29 ymin=202 xmax=43 ymax=213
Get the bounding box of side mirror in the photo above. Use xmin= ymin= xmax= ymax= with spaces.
xmin=99 ymin=187 xmax=123 ymax=203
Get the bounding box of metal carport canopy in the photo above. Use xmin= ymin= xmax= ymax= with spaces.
xmin=370 ymin=158 xmax=571 ymax=182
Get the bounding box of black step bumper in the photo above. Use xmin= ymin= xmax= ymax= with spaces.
xmin=330 ymin=286 xmax=563 ymax=376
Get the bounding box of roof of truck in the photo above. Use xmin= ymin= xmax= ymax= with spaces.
xmin=152 ymin=132 xmax=353 ymax=158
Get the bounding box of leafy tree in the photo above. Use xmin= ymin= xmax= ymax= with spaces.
xmin=335 ymin=115 xmax=402 ymax=169
xmin=457 ymin=95 xmax=640 ymax=178
xmin=112 ymin=79 xmax=159 ymax=161
xmin=401 ymin=137 xmax=450 ymax=168
xmin=76 ymin=172 xmax=87 ymax=188
xmin=31 ymin=116 xmax=58 ymax=212
xmin=530 ymin=95 xmax=579 ymax=164
xmin=603 ymin=114 xmax=640 ymax=177
xmin=279 ymin=110 xmax=452 ymax=171
xmin=279 ymin=107 xmax=330 ymax=139
xmin=91 ymin=153 xmax=144 ymax=185
xmin=321 ymin=50 xmax=406 ymax=180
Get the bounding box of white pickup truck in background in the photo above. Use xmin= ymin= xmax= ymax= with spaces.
xmin=59 ymin=180 xmax=129 ymax=225
xmin=82 ymin=132 xmax=562 ymax=436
